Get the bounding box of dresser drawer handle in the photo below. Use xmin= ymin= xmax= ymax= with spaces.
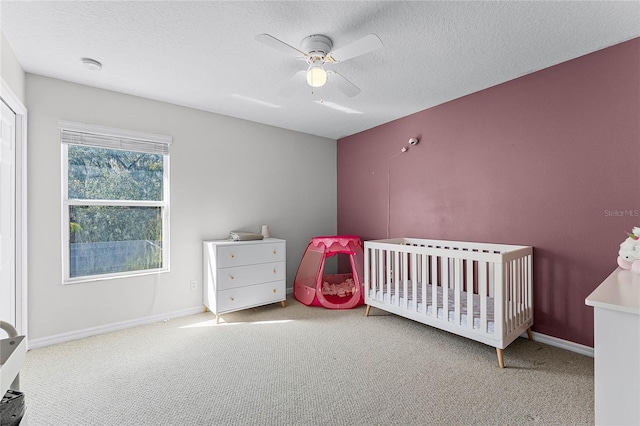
xmin=230 ymin=297 xmax=234 ymax=302
xmin=230 ymin=275 xmax=234 ymax=280
xmin=272 ymin=289 xmax=277 ymax=294
xmin=273 ymin=250 xmax=277 ymax=255
xmin=273 ymin=269 xmax=277 ymax=274
xmin=230 ymin=254 xmax=235 ymax=259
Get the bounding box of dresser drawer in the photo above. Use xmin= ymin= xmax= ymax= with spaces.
xmin=217 ymin=281 xmax=286 ymax=313
xmin=217 ymin=261 xmax=285 ymax=290
xmin=216 ymin=242 xmax=285 ymax=268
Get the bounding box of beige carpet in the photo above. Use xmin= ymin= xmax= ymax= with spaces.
xmin=20 ymin=296 xmax=594 ymax=425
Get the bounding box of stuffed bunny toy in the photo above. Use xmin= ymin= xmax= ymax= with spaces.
xmin=617 ymin=227 xmax=640 ymax=273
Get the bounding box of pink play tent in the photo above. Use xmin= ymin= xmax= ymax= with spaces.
xmin=294 ymin=235 xmax=364 ymax=309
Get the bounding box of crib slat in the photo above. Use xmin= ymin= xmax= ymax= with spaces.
xmin=511 ymin=261 xmax=516 ymax=333
xmin=512 ymin=259 xmax=518 ymax=332
xmin=421 ymin=254 xmax=428 ymax=316
xmin=385 ymin=249 xmax=390 ymax=300
xmin=394 ymin=250 xmax=400 ymax=308
xmin=384 ymin=249 xmax=388 ymax=297
xmin=521 ymin=256 xmax=527 ymax=320
xmin=494 ymin=263 xmax=505 ymax=339
xmin=523 ymin=256 xmax=529 ymax=319
xmin=527 ymin=254 xmax=533 ymax=320
xmin=467 ymin=261 xmax=474 ymax=329
xmin=488 ymin=262 xmax=494 ymax=298
xmin=380 ymin=249 xmax=386 ymax=302
xmin=377 ymin=249 xmax=381 ymax=297
xmin=364 ymin=249 xmax=378 ymax=298
xmin=411 ymin=251 xmax=418 ymax=312
xmin=374 ymin=248 xmax=380 ymax=299
xmin=508 ymin=261 xmax=514 ymax=334
xmin=520 ymin=257 xmax=525 ymax=314
xmin=402 ymin=251 xmax=409 ymax=310
xmin=443 ymin=257 xmax=449 ymax=323
xmin=523 ymin=257 xmax=528 ymax=322
xmin=366 ymin=247 xmax=372 ymax=301
xmin=517 ymin=258 xmax=523 ymax=328
xmin=454 ymin=258 xmax=462 ymax=326
xmin=512 ymin=259 xmax=518 ymax=330
xmin=385 ymin=249 xmax=392 ymax=304
xmin=371 ymin=248 xmax=375 ymax=299
xmin=431 ymin=255 xmax=437 ymax=318
xmin=479 ymin=261 xmax=487 ymax=333
xmin=505 ymin=262 xmax=511 ymax=335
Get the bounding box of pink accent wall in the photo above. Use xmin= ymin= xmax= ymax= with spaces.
xmin=337 ymin=38 xmax=640 ymax=347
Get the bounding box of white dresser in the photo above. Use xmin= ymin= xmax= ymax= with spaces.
xmin=585 ymin=268 xmax=640 ymax=426
xmin=203 ymin=238 xmax=286 ymax=323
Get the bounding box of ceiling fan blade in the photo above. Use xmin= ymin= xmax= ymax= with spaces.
xmin=255 ymin=34 xmax=307 ymax=58
xmin=328 ymin=71 xmax=361 ymax=97
xmin=326 ymin=34 xmax=382 ymax=63
xmin=277 ymin=70 xmax=306 ymax=98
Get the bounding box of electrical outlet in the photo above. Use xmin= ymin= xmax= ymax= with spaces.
xmin=190 ymin=280 xmax=197 ymax=290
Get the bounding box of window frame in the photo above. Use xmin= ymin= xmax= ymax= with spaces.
xmin=60 ymin=121 xmax=171 ymax=284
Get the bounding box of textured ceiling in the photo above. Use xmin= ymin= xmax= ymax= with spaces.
xmin=1 ymin=1 xmax=639 ymax=139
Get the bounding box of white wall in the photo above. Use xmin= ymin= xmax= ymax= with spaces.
xmin=1 ymin=32 xmax=26 ymax=103
xmin=26 ymin=74 xmax=337 ymax=341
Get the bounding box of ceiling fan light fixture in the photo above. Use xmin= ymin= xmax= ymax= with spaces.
xmin=256 ymin=32 xmax=383 ymax=96
xmin=306 ymin=60 xmax=327 ymax=88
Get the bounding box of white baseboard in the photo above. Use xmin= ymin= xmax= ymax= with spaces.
xmin=28 ymin=304 xmax=595 ymax=359
xmin=28 ymin=306 xmax=205 ymax=349
xmin=522 ymin=330 xmax=594 ymax=357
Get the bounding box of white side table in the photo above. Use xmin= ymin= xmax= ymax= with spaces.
xmin=585 ymin=268 xmax=640 ymax=426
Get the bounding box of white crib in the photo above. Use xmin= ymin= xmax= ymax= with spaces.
xmin=364 ymin=238 xmax=533 ymax=368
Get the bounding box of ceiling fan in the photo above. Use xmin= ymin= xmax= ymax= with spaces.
xmin=255 ymin=33 xmax=383 ymax=98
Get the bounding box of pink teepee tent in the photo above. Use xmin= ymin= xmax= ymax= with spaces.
xmin=294 ymin=235 xmax=364 ymax=309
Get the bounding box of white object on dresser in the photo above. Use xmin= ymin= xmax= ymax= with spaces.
xmin=585 ymin=268 xmax=640 ymax=426
xmin=203 ymin=238 xmax=286 ymax=324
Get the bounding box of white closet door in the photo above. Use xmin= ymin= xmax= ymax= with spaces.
xmin=0 ymin=99 xmax=16 ymax=326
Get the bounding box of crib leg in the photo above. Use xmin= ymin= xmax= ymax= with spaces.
xmin=365 ymin=305 xmax=371 ymax=317
xmin=496 ymin=348 xmax=505 ymax=369
xmin=526 ymin=327 xmax=533 ymax=341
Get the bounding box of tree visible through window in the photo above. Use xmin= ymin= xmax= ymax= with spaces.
xmin=61 ymin=122 xmax=170 ymax=282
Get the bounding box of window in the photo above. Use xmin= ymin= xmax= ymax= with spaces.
xmin=60 ymin=121 xmax=171 ymax=283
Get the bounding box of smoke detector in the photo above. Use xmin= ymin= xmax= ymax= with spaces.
xmin=81 ymin=58 xmax=102 ymax=71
